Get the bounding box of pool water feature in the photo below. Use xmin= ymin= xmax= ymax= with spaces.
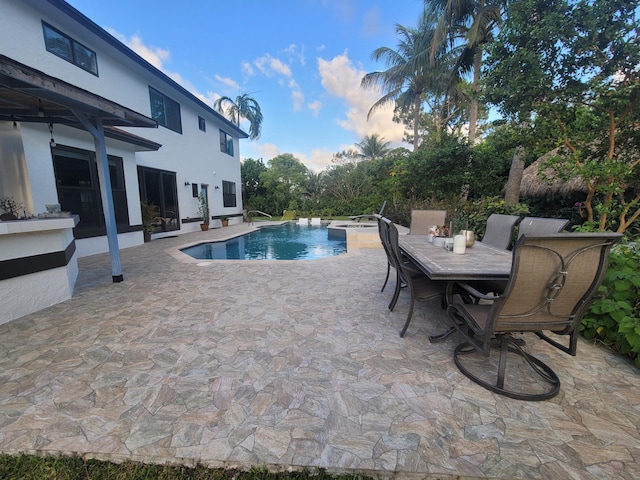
xmin=181 ymin=222 xmax=347 ymax=260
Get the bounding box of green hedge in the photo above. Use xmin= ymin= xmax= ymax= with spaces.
xmin=581 ymin=242 xmax=640 ymax=368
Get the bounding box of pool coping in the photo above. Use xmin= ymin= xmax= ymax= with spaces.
xmin=165 ymin=220 xmax=384 ymax=264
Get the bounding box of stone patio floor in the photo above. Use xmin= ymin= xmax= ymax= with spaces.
xmin=0 ymin=223 xmax=639 ymax=479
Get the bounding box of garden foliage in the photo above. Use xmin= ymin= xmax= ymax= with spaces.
xmin=581 ymin=242 xmax=640 ymax=368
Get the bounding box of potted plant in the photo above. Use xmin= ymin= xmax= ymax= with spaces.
xmin=0 ymin=196 xmax=24 ymax=221
xmin=221 ymin=216 xmax=229 ymax=227
xmin=197 ymin=193 xmax=210 ymax=231
xmin=140 ymin=201 xmax=159 ymax=242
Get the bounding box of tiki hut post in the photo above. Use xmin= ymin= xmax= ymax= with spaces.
xmin=504 ymin=146 xmax=525 ymax=205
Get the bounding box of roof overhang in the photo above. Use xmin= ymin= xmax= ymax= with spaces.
xmin=0 ymin=54 xmax=158 ymax=130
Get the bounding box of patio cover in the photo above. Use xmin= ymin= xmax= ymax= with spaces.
xmin=0 ymin=54 xmax=159 ymax=283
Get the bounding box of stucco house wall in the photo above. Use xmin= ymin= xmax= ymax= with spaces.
xmin=0 ymin=0 xmax=247 ymax=257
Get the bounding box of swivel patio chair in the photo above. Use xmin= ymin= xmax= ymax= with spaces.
xmin=480 ymin=214 xmax=521 ymax=250
xmin=385 ymin=218 xmax=447 ymax=337
xmin=517 ymin=217 xmax=570 ymax=239
xmin=409 ymin=209 xmax=447 ymax=235
xmin=476 ymin=217 xmax=571 ymax=296
xmin=445 ymin=232 xmax=622 ymax=400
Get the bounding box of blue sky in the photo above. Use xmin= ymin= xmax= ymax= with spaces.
xmin=66 ymin=0 xmax=425 ymax=171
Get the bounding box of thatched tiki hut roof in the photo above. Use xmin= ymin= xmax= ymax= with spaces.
xmin=520 ymin=148 xmax=588 ymax=197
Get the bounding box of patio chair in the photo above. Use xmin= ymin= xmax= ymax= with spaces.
xmin=281 ymin=210 xmax=296 ymax=221
xmin=376 ymin=214 xmax=394 ymax=295
xmin=445 ymin=232 xmax=622 ymax=400
xmin=477 ymin=217 xmax=572 ymax=295
xmin=409 ymin=209 xmax=447 ymax=235
xmin=517 ymin=217 xmax=570 ymax=239
xmin=480 ymin=214 xmax=520 ymax=250
xmin=384 ymin=217 xmax=447 ymax=337
xmin=349 ymin=201 xmax=387 ymax=222
xmin=298 ymin=217 xmax=309 ymax=225
xmin=310 ymin=217 xmax=321 ymax=225
xmin=377 ymin=215 xmax=412 ymax=309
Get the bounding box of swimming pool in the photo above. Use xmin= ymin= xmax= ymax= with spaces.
xmin=181 ymin=223 xmax=347 ymax=260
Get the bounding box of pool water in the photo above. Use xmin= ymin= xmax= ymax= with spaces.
xmin=181 ymin=223 xmax=347 ymax=260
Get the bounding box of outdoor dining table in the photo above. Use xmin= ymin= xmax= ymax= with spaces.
xmin=398 ymin=235 xmax=513 ymax=341
xmin=398 ymin=234 xmax=513 ymax=281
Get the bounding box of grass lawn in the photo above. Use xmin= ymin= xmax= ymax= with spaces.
xmin=0 ymin=454 xmax=374 ymax=480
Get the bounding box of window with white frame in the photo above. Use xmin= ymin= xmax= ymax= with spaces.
xmin=219 ymin=130 xmax=233 ymax=156
xmin=222 ymin=181 xmax=236 ymax=207
xmin=42 ymin=22 xmax=98 ymax=76
xmin=149 ymin=87 xmax=182 ymax=133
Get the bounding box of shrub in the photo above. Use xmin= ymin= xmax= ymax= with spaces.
xmin=457 ymin=196 xmax=530 ymax=239
xmin=581 ymin=242 xmax=640 ymax=368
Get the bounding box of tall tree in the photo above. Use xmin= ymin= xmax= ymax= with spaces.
xmin=361 ymin=12 xmax=447 ymax=151
xmin=241 ymin=158 xmax=268 ymax=206
xmin=484 ymin=0 xmax=640 ymax=232
xmin=425 ymin=0 xmax=502 ymax=144
xmin=259 ymin=154 xmax=309 ymax=214
xmin=214 ymin=93 xmax=263 ymax=140
xmin=355 ymin=134 xmax=392 ymax=161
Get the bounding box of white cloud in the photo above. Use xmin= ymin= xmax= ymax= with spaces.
xmin=291 ymin=90 xmax=305 ymax=111
xmin=317 ymin=52 xmax=404 ymax=145
xmin=293 ymin=148 xmax=336 ymax=173
xmin=308 ymin=100 xmax=322 ymax=116
xmin=215 ymin=75 xmax=240 ymax=90
xmin=194 ymin=90 xmax=220 ymax=107
xmin=242 ymin=142 xmax=281 ymax=162
xmin=241 ymin=61 xmax=255 ymax=77
xmin=254 ymin=54 xmax=292 ymax=77
xmin=106 ymin=29 xmax=170 ymax=69
xmin=284 ymin=44 xmax=305 ymax=66
xmin=242 ymin=143 xmax=331 ymax=173
xmin=105 ymin=28 xmax=206 ymax=100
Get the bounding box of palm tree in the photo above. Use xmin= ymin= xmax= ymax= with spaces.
xmin=361 ymin=14 xmax=435 ymax=151
xmin=361 ymin=12 xmax=457 ymax=151
xmin=213 ymin=93 xmax=263 ymax=140
xmin=426 ymin=0 xmax=502 ymax=143
xmin=355 ymin=134 xmax=391 ymax=161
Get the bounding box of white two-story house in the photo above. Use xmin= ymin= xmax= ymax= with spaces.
xmin=0 ymin=0 xmax=248 ymax=323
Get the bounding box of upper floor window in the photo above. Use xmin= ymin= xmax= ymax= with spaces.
xmin=219 ymin=130 xmax=234 ymax=156
xmin=222 ymin=181 xmax=237 ymax=207
xmin=42 ymin=22 xmax=98 ymax=76
xmin=149 ymin=87 xmax=182 ymax=133
xmin=198 ymin=116 xmax=206 ymax=132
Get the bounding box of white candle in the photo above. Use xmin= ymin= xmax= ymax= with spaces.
xmin=453 ymin=234 xmax=466 ymax=254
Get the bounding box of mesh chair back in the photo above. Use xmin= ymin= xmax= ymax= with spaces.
xmin=517 ymin=217 xmax=570 ymax=239
xmin=481 ymin=214 xmax=520 ymax=250
xmin=377 ymin=216 xmax=394 ymax=265
xmin=410 ymin=210 xmax=447 ymax=235
xmin=489 ymin=233 xmax=621 ymax=335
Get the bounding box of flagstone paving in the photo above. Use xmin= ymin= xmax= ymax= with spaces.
xmin=0 ymin=224 xmax=638 ymax=479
